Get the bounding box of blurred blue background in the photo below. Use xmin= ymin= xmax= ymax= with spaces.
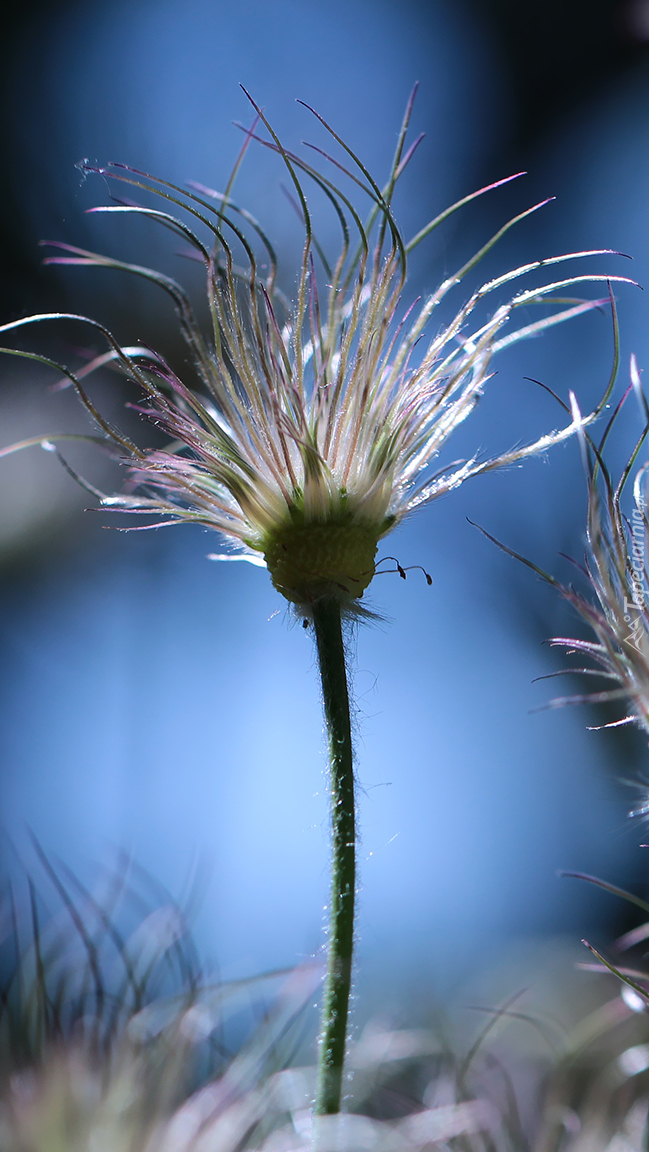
xmin=2 ymin=0 xmax=649 ymax=1012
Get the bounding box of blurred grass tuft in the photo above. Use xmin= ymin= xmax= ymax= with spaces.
xmin=3 ymin=850 xmax=649 ymax=1149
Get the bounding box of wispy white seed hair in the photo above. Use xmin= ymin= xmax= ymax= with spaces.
xmin=480 ymin=354 xmax=649 ymax=737
xmin=0 ymin=90 xmax=633 ymax=612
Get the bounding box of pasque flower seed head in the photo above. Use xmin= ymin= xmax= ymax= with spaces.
xmin=0 ymin=92 xmax=632 ymax=616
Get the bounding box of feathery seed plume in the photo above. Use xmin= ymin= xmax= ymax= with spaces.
xmin=477 ymin=357 xmax=649 ymax=738
xmin=0 ymin=92 xmax=632 ymax=616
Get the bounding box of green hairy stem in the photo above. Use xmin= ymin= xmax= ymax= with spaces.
xmin=312 ymin=597 xmax=356 ymax=1116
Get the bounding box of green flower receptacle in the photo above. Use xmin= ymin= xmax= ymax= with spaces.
xmin=263 ymin=521 xmax=380 ymax=606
